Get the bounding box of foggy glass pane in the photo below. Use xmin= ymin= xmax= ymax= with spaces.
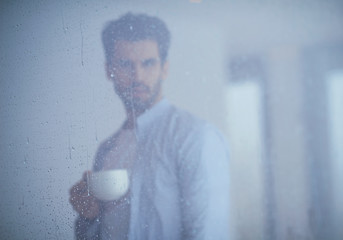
xmin=1 ymin=1 xmax=343 ymax=239
xmin=225 ymin=80 xmax=265 ymax=239
xmin=327 ymin=70 xmax=343 ymax=240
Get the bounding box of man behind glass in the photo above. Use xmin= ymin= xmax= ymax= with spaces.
xmin=69 ymin=12 xmax=230 ymax=240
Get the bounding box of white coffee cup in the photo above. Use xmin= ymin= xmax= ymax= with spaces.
xmin=88 ymin=169 xmax=129 ymax=201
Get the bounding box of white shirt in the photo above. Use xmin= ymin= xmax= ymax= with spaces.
xmin=78 ymin=99 xmax=231 ymax=240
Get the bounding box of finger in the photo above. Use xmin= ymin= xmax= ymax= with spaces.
xmin=69 ymin=171 xmax=91 ymax=195
xmin=82 ymin=200 xmax=100 ymax=219
xmin=70 ymin=180 xmax=88 ymax=196
xmin=71 ymin=195 xmax=100 ymax=218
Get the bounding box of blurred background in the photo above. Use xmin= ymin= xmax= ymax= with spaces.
xmin=1 ymin=0 xmax=342 ymax=239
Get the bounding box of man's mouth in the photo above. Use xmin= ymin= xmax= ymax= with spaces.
xmin=133 ymin=86 xmax=145 ymax=92
xmin=131 ymin=84 xmax=149 ymax=94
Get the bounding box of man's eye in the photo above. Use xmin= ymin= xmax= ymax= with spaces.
xmin=142 ymin=59 xmax=157 ymax=68
xmin=118 ymin=60 xmax=133 ymax=68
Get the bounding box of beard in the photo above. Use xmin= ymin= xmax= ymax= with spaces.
xmin=114 ymin=78 xmax=163 ymax=114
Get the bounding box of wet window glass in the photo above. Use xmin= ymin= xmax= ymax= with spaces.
xmin=1 ymin=1 xmax=342 ymax=239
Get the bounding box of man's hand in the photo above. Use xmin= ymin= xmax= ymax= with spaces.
xmin=69 ymin=171 xmax=100 ymax=220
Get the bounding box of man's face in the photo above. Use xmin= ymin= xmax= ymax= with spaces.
xmin=107 ymin=40 xmax=168 ymax=113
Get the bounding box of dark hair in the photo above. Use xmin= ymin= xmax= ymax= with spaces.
xmin=102 ymin=12 xmax=171 ymax=64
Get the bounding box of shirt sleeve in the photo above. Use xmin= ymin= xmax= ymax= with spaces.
xmin=179 ymin=125 xmax=231 ymax=240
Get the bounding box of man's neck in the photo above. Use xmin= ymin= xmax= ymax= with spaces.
xmin=124 ymin=97 xmax=163 ymax=129
xmin=123 ymin=111 xmax=139 ymax=129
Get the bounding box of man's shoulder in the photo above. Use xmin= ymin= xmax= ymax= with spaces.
xmin=97 ymin=130 xmax=120 ymax=150
xmin=161 ymin=104 xmax=206 ymax=129
xmin=161 ymin=104 xmax=230 ymax=161
xmin=93 ymin=130 xmax=121 ymax=170
xmin=159 ymin=103 xmax=222 ymax=140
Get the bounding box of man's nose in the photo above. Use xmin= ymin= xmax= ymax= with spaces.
xmin=132 ymin=64 xmax=144 ymax=82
